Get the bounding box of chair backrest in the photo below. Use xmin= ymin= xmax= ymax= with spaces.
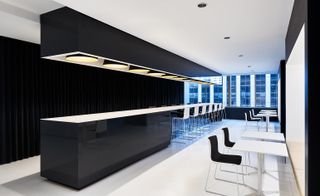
xmin=213 ymin=104 xmax=217 ymax=112
xmin=201 ymin=105 xmax=206 ymax=115
xmin=251 ymin=109 xmax=256 ymax=116
xmin=208 ymin=104 xmax=213 ymax=113
xmin=208 ymin=135 xmax=221 ymax=161
xmin=222 ymin=127 xmax=235 ymax=147
xmin=193 ymin=106 xmax=199 ymax=117
xmin=249 ymin=110 xmax=254 ymax=119
xmin=183 ymin=107 xmax=190 ymax=119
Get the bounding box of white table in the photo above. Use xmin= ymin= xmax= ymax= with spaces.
xmin=256 ymin=112 xmax=278 ymax=132
xmin=259 ymin=109 xmax=277 ymax=113
xmin=241 ymin=131 xmax=285 ymax=142
xmin=232 ymin=140 xmax=288 ymax=195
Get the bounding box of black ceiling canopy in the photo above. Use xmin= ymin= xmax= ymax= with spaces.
xmin=40 ymin=7 xmax=220 ymax=77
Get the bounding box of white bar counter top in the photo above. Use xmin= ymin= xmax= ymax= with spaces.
xmin=41 ymin=103 xmax=215 ymax=123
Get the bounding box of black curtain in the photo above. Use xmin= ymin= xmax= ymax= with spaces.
xmin=0 ymin=36 xmax=184 ymax=164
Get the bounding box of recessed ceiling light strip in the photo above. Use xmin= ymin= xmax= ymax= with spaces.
xmin=64 ymin=53 xmax=214 ymax=85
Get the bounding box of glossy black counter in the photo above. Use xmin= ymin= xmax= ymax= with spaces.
xmin=40 ymin=111 xmax=172 ymax=189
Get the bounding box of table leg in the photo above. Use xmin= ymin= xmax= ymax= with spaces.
xmin=266 ymin=116 xmax=269 ymax=132
xmin=257 ymin=153 xmax=263 ymax=195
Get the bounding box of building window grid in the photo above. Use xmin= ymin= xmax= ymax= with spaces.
xmin=214 ymin=84 xmax=223 ymax=103
xmin=255 ymin=74 xmax=266 ymax=107
xmin=212 ymin=76 xmax=223 ymax=103
xmin=270 ymin=74 xmax=278 ymax=107
xmin=240 ymin=75 xmax=250 ymax=107
xmin=189 ymin=83 xmax=198 ymax=104
xmin=226 ymin=76 xmax=230 ymax=106
xmin=187 ymin=74 xmax=278 ymax=107
xmin=201 ymin=84 xmax=210 ymax=103
xmin=227 ymin=76 xmax=237 ymax=106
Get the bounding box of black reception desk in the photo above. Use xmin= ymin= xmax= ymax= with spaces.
xmin=40 ymin=104 xmax=207 ymax=189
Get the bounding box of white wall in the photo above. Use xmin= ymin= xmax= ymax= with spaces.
xmin=286 ymin=24 xmax=305 ymax=195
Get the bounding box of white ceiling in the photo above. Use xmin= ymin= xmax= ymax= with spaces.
xmin=54 ymin=0 xmax=294 ymax=75
xmin=0 ymin=0 xmax=294 ymax=75
xmin=0 ymin=0 xmax=62 ymax=43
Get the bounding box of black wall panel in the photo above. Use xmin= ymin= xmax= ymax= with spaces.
xmin=285 ymin=0 xmax=307 ymax=60
xmin=0 ymin=36 xmax=184 ymax=164
xmin=278 ymin=60 xmax=286 ymax=137
xmin=41 ymin=7 xmax=220 ymax=77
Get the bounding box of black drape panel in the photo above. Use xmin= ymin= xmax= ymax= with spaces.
xmin=0 ymin=36 xmax=184 ymax=164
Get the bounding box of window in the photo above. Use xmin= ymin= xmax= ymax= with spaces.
xmin=189 ymin=83 xmax=198 ymax=104
xmin=270 ymin=74 xmax=278 ymax=107
xmin=227 ymin=76 xmax=237 ymax=106
xmin=255 ymin=74 xmax=266 ymax=107
xmin=213 ymin=76 xmax=223 ymax=103
xmin=214 ymin=84 xmax=223 ymax=103
xmin=201 ymin=84 xmax=210 ymax=103
xmin=240 ymin=75 xmax=250 ymax=107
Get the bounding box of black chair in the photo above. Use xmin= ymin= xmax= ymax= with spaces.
xmin=220 ymin=128 xmax=251 ymax=176
xmin=245 ymin=112 xmax=260 ymax=129
xmin=205 ymin=135 xmax=244 ymax=195
xmin=222 ymin=127 xmax=235 ymax=148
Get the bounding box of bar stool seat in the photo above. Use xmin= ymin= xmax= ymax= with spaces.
xmin=172 ymin=107 xmax=191 ymax=142
xmin=189 ymin=106 xmax=200 ymax=136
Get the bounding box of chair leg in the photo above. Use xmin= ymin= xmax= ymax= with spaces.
xmin=206 ymin=162 xmax=233 ymax=196
xmin=236 ymin=165 xmax=240 ymax=196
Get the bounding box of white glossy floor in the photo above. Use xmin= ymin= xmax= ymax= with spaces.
xmin=0 ymin=120 xmax=300 ymax=196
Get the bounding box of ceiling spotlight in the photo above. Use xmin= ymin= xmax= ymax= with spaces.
xmin=148 ymin=72 xmax=165 ymax=77
xmin=129 ymin=68 xmax=150 ymax=74
xmin=224 ymin=37 xmax=230 ymax=39
xmin=162 ymin=75 xmax=177 ymax=79
xmin=102 ymin=60 xmax=129 ymax=70
xmin=238 ymin=54 xmax=244 ymax=58
xmin=65 ymin=54 xmax=98 ymax=63
xmin=197 ymin=2 xmax=207 ymax=8
xmin=175 ymin=77 xmax=187 ymax=80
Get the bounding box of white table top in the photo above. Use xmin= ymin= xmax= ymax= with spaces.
xmin=241 ymin=131 xmax=285 ymax=142
xmin=259 ymin=111 xmax=277 ymax=114
xmin=260 ymin=109 xmax=277 ymax=112
xmin=232 ymin=140 xmax=288 ymax=157
xmin=41 ymin=103 xmax=213 ymax=123
xmin=257 ymin=113 xmax=278 ymax=117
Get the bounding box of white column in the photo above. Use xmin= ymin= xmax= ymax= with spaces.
xmin=210 ymin=84 xmax=214 ymax=103
xmin=266 ymin=74 xmax=271 ymax=107
xmin=236 ymin=75 xmax=241 ymax=107
xmin=222 ymin=76 xmax=227 ymax=106
xmin=250 ymin=75 xmax=255 ymax=107
xmin=198 ymin=84 xmax=202 ymax=103
xmin=286 ymin=24 xmax=305 ymax=195
xmin=184 ymin=82 xmax=190 ymax=104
